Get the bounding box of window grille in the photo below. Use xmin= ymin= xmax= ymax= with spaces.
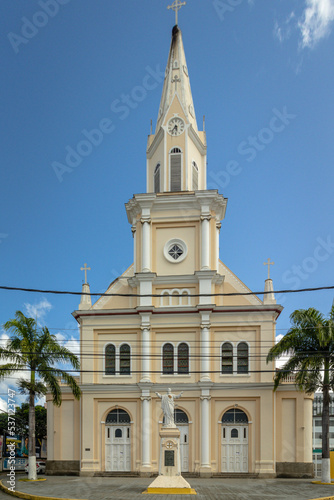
xmin=105 ymin=344 xmax=116 ymax=375
xmin=222 ymin=343 xmax=233 ymax=374
xmin=163 ymin=343 xmax=174 ymax=374
xmin=178 ymin=343 xmax=189 ymax=374
xmin=120 ymin=344 xmax=131 ymax=375
xmin=237 ymin=342 xmax=249 ymax=374
xmin=106 ymin=409 xmax=131 ymax=424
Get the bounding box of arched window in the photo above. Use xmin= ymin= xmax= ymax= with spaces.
xmin=237 ymin=342 xmax=249 ymax=374
xmin=106 ymin=409 xmax=131 ymax=424
xmin=105 ymin=344 xmax=116 ymax=375
xmin=115 ymin=429 xmax=122 ymax=438
xmin=170 ymin=148 xmax=182 ymax=192
xmin=154 ymin=163 xmax=161 ymax=193
xmin=178 ymin=343 xmax=189 ymax=374
xmin=222 ymin=409 xmax=248 ymax=424
xmin=192 ymin=161 xmax=198 ymax=190
xmin=163 ymin=343 xmax=174 ymax=374
xmin=120 ymin=344 xmax=131 ymax=375
xmin=222 ymin=342 xmax=233 ymax=374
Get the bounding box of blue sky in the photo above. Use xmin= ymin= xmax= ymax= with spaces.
xmin=0 ymin=0 xmax=334 ymax=407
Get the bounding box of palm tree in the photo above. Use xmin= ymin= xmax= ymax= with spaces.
xmin=267 ymin=304 xmax=334 ymax=483
xmin=0 ymin=311 xmax=81 ymax=480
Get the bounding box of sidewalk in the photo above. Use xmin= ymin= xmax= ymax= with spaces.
xmin=1 ymin=475 xmax=334 ymax=500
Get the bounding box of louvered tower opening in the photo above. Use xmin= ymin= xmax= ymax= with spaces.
xmin=170 ymin=148 xmax=182 ymax=191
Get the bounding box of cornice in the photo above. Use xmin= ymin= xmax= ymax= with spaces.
xmin=75 ymin=382 xmax=281 ymax=394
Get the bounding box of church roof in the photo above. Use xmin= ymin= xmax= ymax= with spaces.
xmin=155 ymin=25 xmax=198 ymax=133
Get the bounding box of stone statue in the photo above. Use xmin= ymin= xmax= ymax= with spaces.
xmin=155 ymin=388 xmax=184 ymax=427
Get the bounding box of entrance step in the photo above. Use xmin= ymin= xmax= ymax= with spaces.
xmin=94 ymin=472 xmax=139 ymax=477
xmin=213 ymin=473 xmax=259 ymax=479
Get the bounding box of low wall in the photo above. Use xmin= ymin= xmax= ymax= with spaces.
xmin=276 ymin=462 xmax=314 ymax=478
xmin=46 ymin=460 xmax=80 ymax=476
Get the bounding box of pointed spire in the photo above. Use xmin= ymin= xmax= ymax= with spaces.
xmin=156 ymin=25 xmax=198 ymax=133
xmin=79 ymin=263 xmax=92 ymax=310
xmin=263 ymin=258 xmax=276 ymax=304
xmin=79 ymin=282 xmax=92 ymax=310
xmin=263 ymin=278 xmax=276 ymax=305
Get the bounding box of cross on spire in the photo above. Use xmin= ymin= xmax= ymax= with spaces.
xmin=81 ymin=263 xmax=91 ymax=284
xmin=263 ymin=258 xmax=274 ymax=280
xmin=171 ymin=74 xmax=181 ymax=92
xmin=167 ymin=0 xmax=186 ymax=25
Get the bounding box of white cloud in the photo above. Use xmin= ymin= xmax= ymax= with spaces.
xmin=274 ymin=1 xmax=334 ymax=49
xmin=24 ymin=299 xmax=52 ymax=325
xmin=274 ymin=12 xmax=296 ymax=43
xmin=298 ymin=0 xmax=334 ymax=47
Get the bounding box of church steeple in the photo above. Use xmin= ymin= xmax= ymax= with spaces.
xmin=146 ymin=23 xmax=207 ymax=194
xmin=156 ymin=25 xmax=198 ymax=133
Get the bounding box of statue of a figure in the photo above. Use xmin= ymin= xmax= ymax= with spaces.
xmin=155 ymin=388 xmax=184 ymax=427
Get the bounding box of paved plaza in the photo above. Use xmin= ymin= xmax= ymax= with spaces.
xmin=1 ymin=475 xmax=334 ymax=500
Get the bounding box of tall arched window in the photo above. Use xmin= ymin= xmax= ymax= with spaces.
xmin=105 ymin=344 xmax=116 ymax=375
xmin=170 ymin=148 xmax=182 ymax=192
xmin=222 ymin=342 xmax=233 ymax=374
xmin=163 ymin=343 xmax=174 ymax=374
xmin=192 ymin=161 xmax=198 ymax=190
xmin=154 ymin=163 xmax=161 ymax=193
xmin=120 ymin=344 xmax=131 ymax=375
xmin=178 ymin=343 xmax=189 ymax=374
xmin=237 ymin=342 xmax=249 ymax=374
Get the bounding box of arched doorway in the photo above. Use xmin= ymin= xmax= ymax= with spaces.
xmin=163 ymin=409 xmax=189 ymax=472
xmin=105 ymin=409 xmax=131 ymax=472
xmin=221 ymin=408 xmax=248 ymax=473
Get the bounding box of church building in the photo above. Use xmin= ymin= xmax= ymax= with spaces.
xmin=47 ymin=11 xmax=313 ymax=478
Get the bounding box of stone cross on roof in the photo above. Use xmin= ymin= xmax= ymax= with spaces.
xmin=263 ymin=258 xmax=274 ymax=280
xmin=80 ymin=263 xmax=91 ymax=284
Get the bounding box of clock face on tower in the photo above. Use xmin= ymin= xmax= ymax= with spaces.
xmin=167 ymin=117 xmax=185 ymax=136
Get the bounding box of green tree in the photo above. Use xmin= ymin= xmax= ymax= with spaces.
xmin=15 ymin=403 xmax=47 ymax=442
xmin=0 ymin=311 xmax=81 ymax=480
xmin=267 ymin=304 xmax=334 ymax=483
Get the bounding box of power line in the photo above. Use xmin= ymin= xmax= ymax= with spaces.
xmin=0 ymin=284 xmax=333 ymax=297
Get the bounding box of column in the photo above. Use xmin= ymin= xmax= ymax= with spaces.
xmin=201 ymin=215 xmax=211 ymax=270
xmin=216 ymin=222 xmax=221 ymax=270
xmin=200 ymin=323 xmax=211 ymax=382
xmin=141 ymin=394 xmax=152 ymax=473
xmin=140 ymin=326 xmax=151 ymax=383
xmin=200 ymin=392 xmax=211 ymax=475
xmin=141 ymin=217 xmax=151 ymax=272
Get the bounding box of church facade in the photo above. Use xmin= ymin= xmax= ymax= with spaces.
xmin=47 ymin=22 xmax=313 ymax=478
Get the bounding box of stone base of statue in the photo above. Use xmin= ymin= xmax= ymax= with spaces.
xmin=143 ymin=427 xmax=196 ymax=495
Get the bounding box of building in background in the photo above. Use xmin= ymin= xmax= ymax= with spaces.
xmin=313 ymin=393 xmax=334 ymax=478
xmin=47 ymin=19 xmax=313 ymax=478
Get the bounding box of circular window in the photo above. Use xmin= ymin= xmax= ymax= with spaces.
xmin=164 ymin=239 xmax=188 ymax=264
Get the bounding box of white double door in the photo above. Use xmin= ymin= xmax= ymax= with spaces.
xmin=105 ymin=425 xmax=131 ymax=472
xmin=221 ymin=425 xmax=248 ymax=473
xmin=179 ymin=425 xmax=189 ymax=473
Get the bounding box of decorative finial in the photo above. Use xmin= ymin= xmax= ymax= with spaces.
xmin=263 ymin=258 xmax=274 ymax=280
xmin=81 ymin=263 xmax=91 ymax=284
xmin=167 ymin=0 xmax=186 ymax=26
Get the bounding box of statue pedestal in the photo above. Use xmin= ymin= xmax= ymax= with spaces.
xmin=143 ymin=427 xmax=196 ymax=495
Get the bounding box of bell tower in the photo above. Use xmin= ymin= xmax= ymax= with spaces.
xmin=126 ymin=19 xmax=227 ymax=308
